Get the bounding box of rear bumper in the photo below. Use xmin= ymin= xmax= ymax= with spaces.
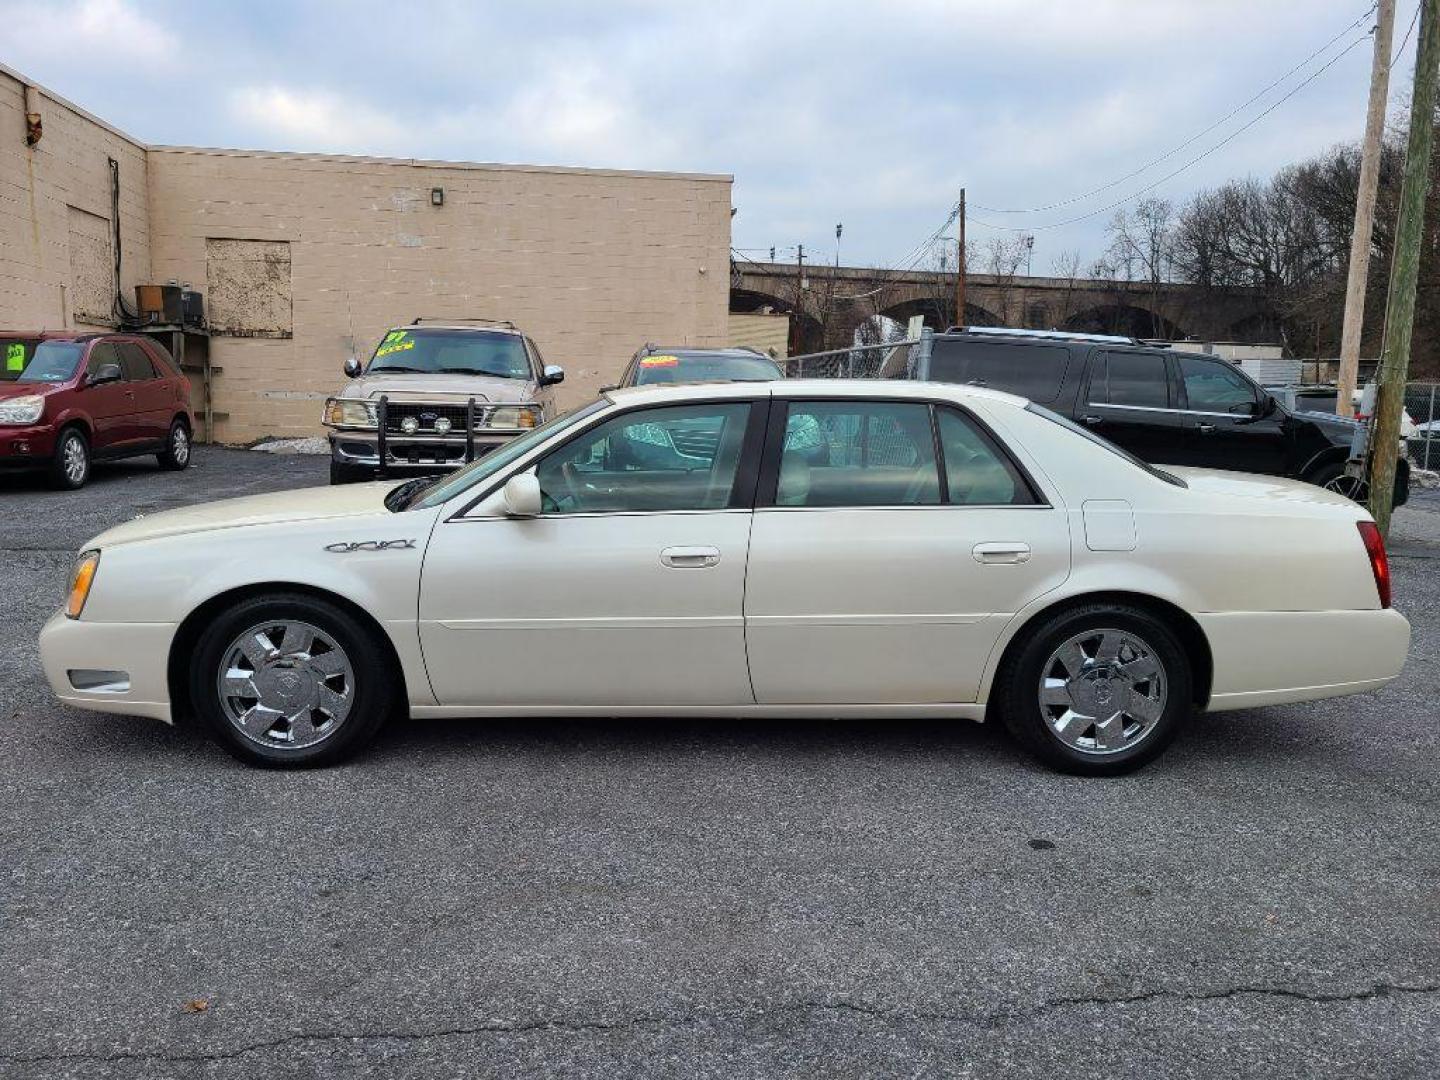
xmin=39 ymin=609 xmax=177 ymax=723
xmin=1200 ymin=608 xmax=1410 ymax=712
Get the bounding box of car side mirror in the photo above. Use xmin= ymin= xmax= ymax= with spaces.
xmin=540 ymin=364 xmax=565 ymax=387
xmin=86 ymin=363 xmax=122 ymax=387
xmin=343 ymin=357 xmax=363 ymax=378
xmin=502 ymin=472 xmax=542 ymax=517
xmin=1228 ymin=400 xmax=1260 ymax=416
xmin=599 ymin=384 xmax=619 ymax=393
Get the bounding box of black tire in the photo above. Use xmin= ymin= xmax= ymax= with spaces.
xmin=330 ymin=460 xmax=372 ymax=485
xmin=189 ymin=593 xmax=399 ymax=768
xmin=47 ymin=426 xmax=91 ymax=490
xmin=157 ymin=418 xmax=192 ymax=471
xmin=994 ymin=603 xmax=1192 ymax=776
xmin=1307 ymin=461 xmax=1367 ymax=502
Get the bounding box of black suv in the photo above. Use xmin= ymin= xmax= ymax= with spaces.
xmin=903 ymin=328 xmax=1408 ymax=504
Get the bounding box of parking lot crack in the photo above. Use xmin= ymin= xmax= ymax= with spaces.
xmin=4 ymin=982 xmax=1437 ymax=1065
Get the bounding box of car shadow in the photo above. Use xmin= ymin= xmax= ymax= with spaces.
xmin=0 ymin=457 xmax=169 ymax=493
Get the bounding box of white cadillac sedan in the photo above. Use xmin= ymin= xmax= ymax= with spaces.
xmin=40 ymin=381 xmax=1409 ymax=775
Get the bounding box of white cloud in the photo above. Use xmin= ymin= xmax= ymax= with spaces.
xmin=4 ymin=0 xmax=178 ymax=65
xmin=226 ymin=85 xmax=408 ymax=154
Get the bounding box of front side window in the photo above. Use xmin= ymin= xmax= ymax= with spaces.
xmin=1179 ymin=356 xmax=1257 ymax=412
xmin=1091 ymin=352 xmax=1169 ymax=409
xmin=367 ymin=329 xmax=534 ymax=381
xmin=536 ymin=402 xmax=752 ymax=514
xmin=86 ymin=342 xmax=122 ymax=379
xmin=776 ymin=401 xmax=939 ymax=507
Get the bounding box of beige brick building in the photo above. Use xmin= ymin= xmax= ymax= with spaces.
xmin=2 ymin=64 xmax=732 ymax=442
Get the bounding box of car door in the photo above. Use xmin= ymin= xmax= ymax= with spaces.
xmin=1174 ymin=354 xmax=1289 ymax=474
xmin=79 ymin=341 xmax=136 ymax=451
xmin=117 ymin=340 xmax=168 ymax=442
xmin=1075 ymin=350 xmax=1186 ymax=465
xmin=418 ymin=397 xmax=765 ymax=707
xmin=744 ymin=397 xmax=1071 ymax=705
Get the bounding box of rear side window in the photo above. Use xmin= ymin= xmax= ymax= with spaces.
xmin=927 ymin=340 xmax=1069 ymax=403
xmin=936 ymin=407 xmax=1037 ymax=505
xmin=777 ymin=401 xmax=940 ymax=507
xmin=1090 ymin=351 xmax=1169 ymax=408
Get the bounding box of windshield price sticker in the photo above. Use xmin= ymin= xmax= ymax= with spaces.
xmin=5 ymin=343 xmax=24 ymax=371
xmin=376 ymin=338 xmax=415 ymax=358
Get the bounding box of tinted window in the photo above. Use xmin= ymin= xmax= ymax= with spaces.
xmin=1091 ymin=352 xmax=1169 ymax=408
xmin=928 ymin=340 xmax=1068 ymax=403
xmin=937 ymin=408 xmax=1035 ymax=505
xmin=776 ymin=401 xmax=939 ymax=507
xmin=1179 ymin=356 xmax=1257 ymax=412
xmin=86 ymin=342 xmax=122 ymax=379
xmin=536 ymin=402 xmax=751 ymax=513
xmin=118 ymin=342 xmax=156 ymax=381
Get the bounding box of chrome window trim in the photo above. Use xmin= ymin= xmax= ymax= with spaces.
xmin=1084 ymin=401 xmax=1244 ymax=420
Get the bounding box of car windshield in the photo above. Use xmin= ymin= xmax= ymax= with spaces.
xmin=367 ymin=329 xmax=533 ymax=380
xmin=1024 ymin=403 xmax=1188 ymax=488
xmin=2 ymin=340 xmax=83 ymax=384
xmin=632 ymin=352 xmax=781 ymax=386
xmin=399 ymin=400 xmax=609 ymax=511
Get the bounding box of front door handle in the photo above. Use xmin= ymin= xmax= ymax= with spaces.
xmin=972 ymin=542 xmax=1032 ymax=564
xmin=1081 ymin=414 xmax=1104 ymax=426
xmin=1197 ymin=422 xmax=1216 ymax=434
xmin=661 ymin=545 xmax=720 ymax=568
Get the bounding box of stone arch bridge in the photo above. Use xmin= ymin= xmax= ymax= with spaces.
xmin=731 ymin=261 xmax=1274 ymax=353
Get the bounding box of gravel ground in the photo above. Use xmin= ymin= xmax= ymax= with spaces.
xmin=1 ymin=450 xmax=1437 ymax=1079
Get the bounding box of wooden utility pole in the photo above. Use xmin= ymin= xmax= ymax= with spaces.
xmin=1338 ymin=0 xmax=1397 ymax=417
xmin=1367 ymin=0 xmax=1439 ymax=537
xmin=954 ymin=189 xmax=967 ymax=327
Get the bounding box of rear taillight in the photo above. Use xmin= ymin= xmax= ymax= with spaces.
xmin=1356 ymin=521 xmax=1391 ymax=609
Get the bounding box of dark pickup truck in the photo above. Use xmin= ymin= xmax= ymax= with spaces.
xmin=899 ymin=328 xmax=1408 ymax=505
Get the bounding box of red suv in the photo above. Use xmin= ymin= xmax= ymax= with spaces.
xmin=1 ymin=332 xmax=195 ymax=490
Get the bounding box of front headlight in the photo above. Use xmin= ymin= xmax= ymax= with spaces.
xmin=323 ymin=398 xmax=378 ymax=428
xmin=487 ymin=404 xmax=543 ymax=430
xmin=66 ymin=550 xmax=100 ymax=619
xmin=0 ymin=394 xmax=44 ymax=425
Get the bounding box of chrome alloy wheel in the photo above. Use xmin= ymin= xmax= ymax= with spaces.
xmin=63 ymin=434 xmax=87 ymax=485
xmin=1322 ymin=472 xmax=1368 ymax=502
xmin=1037 ymin=628 xmax=1167 ymax=755
xmin=172 ymin=424 xmax=190 ymax=465
xmin=216 ymin=620 xmax=354 ymax=749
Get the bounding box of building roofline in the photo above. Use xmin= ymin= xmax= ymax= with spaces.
xmin=148 ymin=144 xmax=732 ymax=183
xmin=0 ymin=61 xmax=147 ymax=148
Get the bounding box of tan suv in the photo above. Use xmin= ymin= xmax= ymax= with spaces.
xmin=322 ymin=319 xmax=564 ymax=484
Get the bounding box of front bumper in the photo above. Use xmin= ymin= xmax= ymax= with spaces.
xmin=328 ymin=431 xmax=514 ymax=471
xmin=39 ymin=609 xmax=178 ymax=723
xmin=0 ymin=423 xmax=59 ymax=467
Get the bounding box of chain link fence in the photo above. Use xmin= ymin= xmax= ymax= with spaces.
xmin=783 ymin=341 xmax=915 ymax=380
xmin=1406 ymin=382 xmax=1440 ymax=473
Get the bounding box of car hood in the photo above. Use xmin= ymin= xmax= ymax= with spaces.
xmin=0 ymin=380 xmax=64 ymax=399
xmin=338 ymin=371 xmax=535 ymax=403
xmin=88 ymin=482 xmax=402 ymax=548
xmin=1167 ymin=466 xmax=1363 ymax=512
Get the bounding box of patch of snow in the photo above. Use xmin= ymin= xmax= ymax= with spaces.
xmin=250 ymin=437 xmax=329 ymax=455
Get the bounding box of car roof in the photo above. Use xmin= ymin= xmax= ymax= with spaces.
xmin=604 ymin=378 xmax=1030 ymax=409
xmin=387 ymin=323 xmax=525 ymax=337
xmin=0 ymin=331 xmax=104 ymax=341
xmin=638 ymin=346 xmax=770 ymax=359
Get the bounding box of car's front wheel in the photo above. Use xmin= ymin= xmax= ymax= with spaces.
xmin=995 ymin=604 xmax=1192 ymax=776
xmin=48 ymin=427 xmax=90 ymax=490
xmin=190 ymin=593 xmax=398 ymax=767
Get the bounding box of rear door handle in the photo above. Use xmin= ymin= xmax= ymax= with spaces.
xmin=1080 ymin=414 xmax=1104 ymax=426
xmin=661 ymin=546 xmax=720 ymax=568
xmin=972 ymin=542 xmax=1032 ymax=564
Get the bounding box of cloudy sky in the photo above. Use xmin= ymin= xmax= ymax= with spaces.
xmin=1 ymin=0 xmax=1423 ymax=274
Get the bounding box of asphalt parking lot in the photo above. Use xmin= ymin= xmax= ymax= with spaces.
xmin=1 ymin=449 xmax=1438 ymax=1079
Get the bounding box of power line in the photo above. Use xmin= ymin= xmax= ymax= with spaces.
xmin=970 ymin=2 xmax=1378 ymax=217
xmin=1391 ymin=0 xmax=1422 ymax=65
xmin=969 ymin=32 xmax=1372 ymax=233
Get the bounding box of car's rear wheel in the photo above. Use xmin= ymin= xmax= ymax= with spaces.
xmin=48 ymin=427 xmax=90 ymax=490
xmin=1309 ymin=461 xmax=1368 ymax=502
xmin=190 ymin=594 xmax=397 ymax=767
xmin=995 ymin=604 xmax=1191 ymax=775
xmin=157 ymin=419 xmax=191 ymax=470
